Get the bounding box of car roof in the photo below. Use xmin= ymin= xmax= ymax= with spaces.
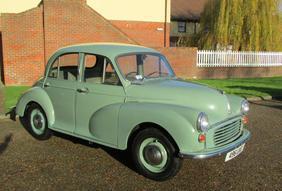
xmin=56 ymin=43 xmax=160 ymax=58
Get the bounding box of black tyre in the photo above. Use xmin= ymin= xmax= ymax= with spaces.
xmin=22 ymin=103 xmax=52 ymax=140
xmin=131 ymin=128 xmax=182 ymax=181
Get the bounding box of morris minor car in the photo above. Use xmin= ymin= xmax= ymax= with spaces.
xmin=16 ymin=43 xmax=250 ymax=181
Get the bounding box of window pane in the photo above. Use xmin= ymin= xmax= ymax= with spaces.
xmin=143 ymin=55 xmax=171 ymax=78
xmin=116 ymin=55 xmax=137 ymax=81
xmin=143 ymin=55 xmax=159 ymax=76
xmin=178 ymin=21 xmax=186 ymax=33
xmin=83 ymin=54 xmax=120 ymax=85
xmin=117 ymin=53 xmax=175 ymax=81
xmin=58 ymin=53 xmax=79 ymax=81
xmin=48 ymin=58 xmax=59 ymax=78
xmin=85 ymin=54 xmax=97 ymax=68
xmin=84 ymin=54 xmax=103 ymax=84
xmin=104 ymin=63 xmax=120 ymax=85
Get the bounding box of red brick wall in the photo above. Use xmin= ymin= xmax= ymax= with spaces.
xmin=195 ymin=67 xmax=282 ymax=79
xmin=157 ymin=47 xmax=198 ymax=78
xmin=157 ymin=47 xmax=282 ymax=79
xmin=43 ymin=0 xmax=135 ymax=61
xmin=111 ymin=21 xmax=170 ymax=47
xmin=1 ymin=7 xmax=45 ymax=85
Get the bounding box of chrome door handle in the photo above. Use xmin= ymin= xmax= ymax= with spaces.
xmin=77 ymin=88 xmax=89 ymax=93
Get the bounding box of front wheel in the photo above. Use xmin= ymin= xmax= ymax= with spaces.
xmin=22 ymin=103 xmax=52 ymax=140
xmin=131 ymin=128 xmax=182 ymax=181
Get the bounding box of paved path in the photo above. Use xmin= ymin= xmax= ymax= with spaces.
xmin=0 ymin=100 xmax=281 ymax=190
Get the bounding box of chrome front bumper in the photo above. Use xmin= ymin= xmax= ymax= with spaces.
xmin=179 ymin=129 xmax=251 ymax=159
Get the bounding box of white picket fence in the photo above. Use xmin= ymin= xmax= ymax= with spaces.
xmin=197 ymin=50 xmax=282 ymax=67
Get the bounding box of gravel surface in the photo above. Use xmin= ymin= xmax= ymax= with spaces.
xmin=0 ymin=100 xmax=281 ymax=191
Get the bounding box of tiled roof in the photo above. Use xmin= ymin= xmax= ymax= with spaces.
xmin=171 ymin=0 xmax=208 ymax=21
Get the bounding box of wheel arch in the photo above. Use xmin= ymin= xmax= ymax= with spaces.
xmin=127 ymin=122 xmax=180 ymax=153
xmin=16 ymin=87 xmax=55 ymax=127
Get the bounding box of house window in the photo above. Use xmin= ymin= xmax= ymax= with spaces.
xmin=178 ymin=21 xmax=186 ymax=33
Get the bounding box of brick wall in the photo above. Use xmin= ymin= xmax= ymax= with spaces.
xmin=43 ymin=0 xmax=135 ymax=61
xmin=111 ymin=21 xmax=170 ymax=47
xmin=1 ymin=6 xmax=45 ymax=85
xmin=157 ymin=47 xmax=198 ymax=78
xmin=195 ymin=67 xmax=282 ymax=79
xmin=158 ymin=47 xmax=282 ymax=79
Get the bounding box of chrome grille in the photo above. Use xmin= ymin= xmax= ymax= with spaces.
xmin=213 ymin=119 xmax=242 ymax=146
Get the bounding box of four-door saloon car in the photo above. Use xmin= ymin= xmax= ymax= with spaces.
xmin=16 ymin=43 xmax=250 ymax=181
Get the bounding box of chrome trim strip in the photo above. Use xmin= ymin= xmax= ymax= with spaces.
xmin=179 ymin=130 xmax=251 ymax=159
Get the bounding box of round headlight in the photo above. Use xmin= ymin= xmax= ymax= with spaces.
xmin=197 ymin=112 xmax=209 ymax=132
xmin=241 ymin=100 xmax=250 ymax=114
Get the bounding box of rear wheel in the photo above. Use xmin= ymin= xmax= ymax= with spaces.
xmin=131 ymin=128 xmax=182 ymax=181
xmin=23 ymin=103 xmax=52 ymax=140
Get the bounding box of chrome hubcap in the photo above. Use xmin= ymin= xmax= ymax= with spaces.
xmin=139 ymin=138 xmax=168 ymax=173
xmin=30 ymin=109 xmax=46 ymax=135
xmin=143 ymin=145 xmax=163 ymax=165
xmin=33 ymin=114 xmax=43 ymax=129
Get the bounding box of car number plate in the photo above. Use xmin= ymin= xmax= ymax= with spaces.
xmin=225 ymin=144 xmax=245 ymax=162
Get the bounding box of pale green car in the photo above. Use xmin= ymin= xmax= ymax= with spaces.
xmin=16 ymin=43 xmax=251 ymax=181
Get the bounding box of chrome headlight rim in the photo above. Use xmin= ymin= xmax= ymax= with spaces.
xmin=197 ymin=112 xmax=209 ymax=133
xmin=241 ymin=100 xmax=250 ymax=114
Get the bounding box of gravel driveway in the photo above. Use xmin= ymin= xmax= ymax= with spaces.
xmin=0 ymin=100 xmax=281 ymax=190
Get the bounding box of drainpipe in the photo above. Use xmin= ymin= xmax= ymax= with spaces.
xmin=164 ymin=0 xmax=168 ymax=47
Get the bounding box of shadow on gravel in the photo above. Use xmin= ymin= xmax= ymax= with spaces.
xmin=19 ymin=113 xmax=136 ymax=172
xmin=250 ymin=99 xmax=282 ymax=110
xmin=0 ymin=133 xmax=13 ymax=156
xmin=227 ymin=86 xmax=282 ymax=99
xmin=52 ymin=131 xmax=136 ymax=172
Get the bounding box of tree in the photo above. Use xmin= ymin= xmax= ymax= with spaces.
xmin=198 ymin=0 xmax=281 ymax=51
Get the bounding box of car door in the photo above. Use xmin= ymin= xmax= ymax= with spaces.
xmin=44 ymin=53 xmax=81 ymax=133
xmin=74 ymin=53 xmax=125 ymax=147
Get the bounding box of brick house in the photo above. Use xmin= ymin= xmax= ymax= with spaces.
xmin=0 ymin=0 xmax=170 ymax=85
xmin=170 ymin=0 xmax=207 ymax=46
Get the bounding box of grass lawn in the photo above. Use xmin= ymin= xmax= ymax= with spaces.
xmin=192 ymin=77 xmax=282 ymax=98
xmin=3 ymin=86 xmax=30 ymax=112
